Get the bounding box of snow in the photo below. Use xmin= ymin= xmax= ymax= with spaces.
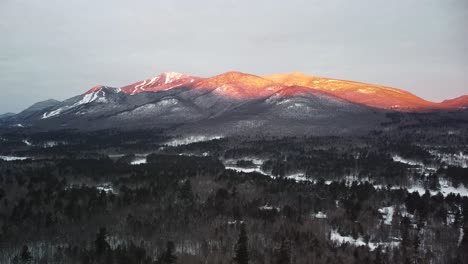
xmin=165 ymin=135 xmax=223 ymax=147
xmin=133 ymin=79 xmax=148 ymax=94
xmin=96 ymin=183 xmax=114 ymax=193
xmin=227 ymin=220 xmax=244 ymax=225
xmin=378 ymin=206 xmax=395 ymax=225
xmin=131 ymin=157 xmax=147 ymax=165
xmin=312 ymin=211 xmax=327 ymax=219
xmin=286 ymin=173 xmax=312 ymax=182
xmin=430 ymin=150 xmax=468 ymax=168
xmin=164 ymin=72 xmax=184 ymax=84
xmin=330 ymin=230 xmax=400 ymax=251
xmin=393 ymin=184 xmax=468 ymax=197
xmin=42 ymin=108 xmax=63 ymax=119
xmin=14 ymin=123 xmax=24 ymax=128
xmin=42 ymin=89 xmax=113 ymax=119
xmin=225 ymin=166 xmax=271 ymax=176
xmin=259 ymin=205 xmax=280 ymax=211
xmin=67 ymin=183 xmax=114 ymax=194
xmin=0 ymin=156 xmax=28 ymax=161
xmin=75 ymin=92 xmax=99 ymax=106
xmin=392 ymin=155 xmax=424 ymax=166
xmin=42 ymin=141 xmax=67 ymax=148
xmin=22 ymin=139 xmax=32 ymax=146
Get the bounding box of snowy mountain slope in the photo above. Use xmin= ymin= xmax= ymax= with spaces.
xmin=2 ymin=70 xmax=467 ymax=135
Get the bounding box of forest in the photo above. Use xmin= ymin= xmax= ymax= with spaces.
xmin=0 ymin=128 xmax=467 ymax=263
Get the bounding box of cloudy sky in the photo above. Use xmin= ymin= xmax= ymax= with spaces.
xmin=0 ymin=0 xmax=467 ymax=113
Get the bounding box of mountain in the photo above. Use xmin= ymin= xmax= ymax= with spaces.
xmin=120 ymin=72 xmax=200 ymax=95
xmin=0 ymin=112 xmax=15 ymax=119
xmin=1 ymin=71 xmax=466 ymax=136
xmin=263 ymin=72 xmax=439 ymax=111
xmin=439 ymin=95 xmax=468 ymax=109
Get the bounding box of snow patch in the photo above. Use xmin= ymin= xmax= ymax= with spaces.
xmin=0 ymin=156 xmax=29 ymax=161
xmin=165 ymin=135 xmax=223 ymax=147
xmin=312 ymin=211 xmax=327 ymax=219
xmin=392 ymin=155 xmax=424 ymax=166
xmin=378 ymin=206 xmax=394 ymax=225
xmin=42 ymin=108 xmax=63 ymax=119
xmin=131 ymin=157 xmax=147 ymax=165
xmin=96 ymin=183 xmax=114 ymax=193
xmin=330 ymin=230 xmax=400 ymax=251
xmin=259 ymin=205 xmax=280 ymax=211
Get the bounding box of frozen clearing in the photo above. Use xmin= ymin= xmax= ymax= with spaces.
xmin=96 ymin=184 xmax=114 ymax=193
xmin=225 ymin=166 xmax=271 ymax=176
xmin=0 ymin=156 xmax=29 ymax=161
xmin=378 ymin=206 xmax=394 ymax=225
xmin=390 ymin=184 xmax=468 ymax=197
xmin=312 ymin=211 xmax=327 ymax=219
xmin=131 ymin=157 xmax=147 ymax=165
xmin=330 ymin=230 xmax=400 ymax=251
xmin=165 ymin=135 xmax=223 ymax=147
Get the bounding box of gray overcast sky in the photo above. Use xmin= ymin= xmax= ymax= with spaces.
xmin=0 ymin=0 xmax=467 ymax=113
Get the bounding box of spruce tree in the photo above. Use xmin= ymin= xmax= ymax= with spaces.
xmin=95 ymin=227 xmax=110 ymax=257
xmin=159 ymin=241 xmax=177 ymax=264
xmin=19 ymin=245 xmax=32 ymax=263
xmin=233 ymin=223 xmax=249 ymax=264
xmin=275 ymin=239 xmax=291 ymax=264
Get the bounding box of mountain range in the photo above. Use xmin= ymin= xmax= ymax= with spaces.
xmin=1 ymin=71 xmax=467 ymax=136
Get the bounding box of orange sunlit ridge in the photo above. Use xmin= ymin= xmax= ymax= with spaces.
xmin=85 ymin=71 xmax=468 ymax=111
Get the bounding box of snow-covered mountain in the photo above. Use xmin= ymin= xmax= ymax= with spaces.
xmin=2 ymin=71 xmax=467 ymax=135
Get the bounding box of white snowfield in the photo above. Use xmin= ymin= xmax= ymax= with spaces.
xmin=130 ymin=157 xmax=147 ymax=165
xmin=225 ymin=161 xmax=468 ymax=197
xmin=259 ymin=205 xmax=280 ymax=211
xmin=429 ymin=150 xmax=468 ymax=168
xmin=165 ymin=135 xmax=223 ymax=147
xmin=391 ymin=184 xmax=468 ymax=197
xmin=312 ymin=211 xmax=327 ymax=219
xmin=378 ymin=206 xmax=394 ymax=225
xmin=0 ymin=156 xmax=29 ymax=161
xmin=67 ymin=183 xmax=115 ymax=194
xmin=392 ymin=155 xmax=425 ymax=167
xmin=330 ymin=230 xmax=400 ymax=251
xmin=42 ymin=87 xmax=119 ymax=119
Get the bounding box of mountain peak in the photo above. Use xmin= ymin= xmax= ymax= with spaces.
xmin=85 ymin=85 xmax=106 ymax=94
xmin=120 ymin=72 xmax=199 ymax=95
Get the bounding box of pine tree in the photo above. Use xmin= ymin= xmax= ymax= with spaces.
xmin=19 ymin=245 xmax=32 ymax=263
xmin=95 ymin=227 xmax=110 ymax=257
xmin=275 ymin=239 xmax=291 ymax=264
xmin=233 ymin=223 xmax=249 ymax=264
xmin=159 ymin=241 xmax=177 ymax=264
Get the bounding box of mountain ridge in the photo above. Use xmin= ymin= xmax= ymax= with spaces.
xmin=1 ymin=70 xmax=467 ymax=135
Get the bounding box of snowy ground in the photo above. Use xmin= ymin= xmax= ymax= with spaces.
xmin=429 ymin=150 xmax=468 ymax=168
xmin=312 ymin=211 xmax=327 ymax=219
xmin=0 ymin=156 xmax=29 ymax=161
xmin=378 ymin=206 xmax=394 ymax=225
xmin=165 ymin=135 xmax=223 ymax=147
xmin=131 ymin=157 xmax=147 ymax=165
xmin=389 ymin=184 xmax=468 ymax=197
xmin=96 ymin=183 xmax=114 ymax=193
xmin=67 ymin=183 xmax=115 ymax=194
xmin=330 ymin=230 xmax=400 ymax=251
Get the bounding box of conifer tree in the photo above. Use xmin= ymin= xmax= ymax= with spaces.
xmin=159 ymin=241 xmax=177 ymax=264
xmin=19 ymin=245 xmax=32 ymax=263
xmin=233 ymin=223 xmax=249 ymax=264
